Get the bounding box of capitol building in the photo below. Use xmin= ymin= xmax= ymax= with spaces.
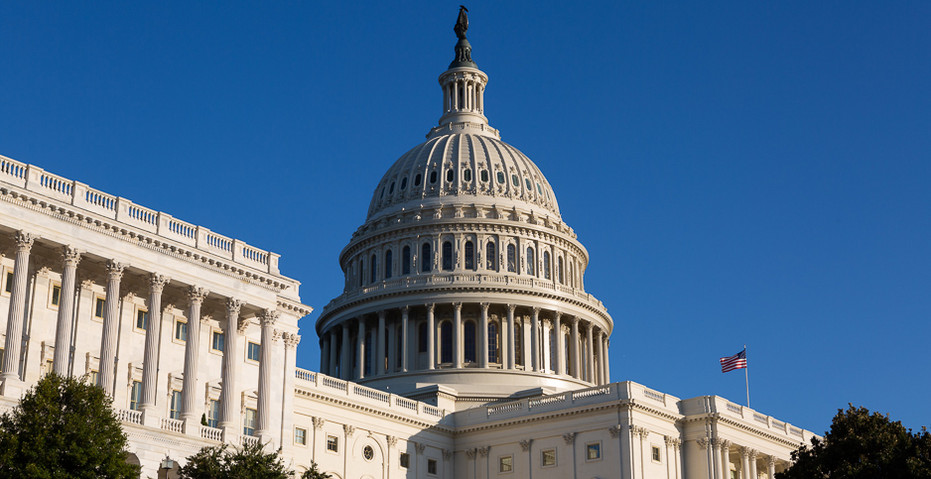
xmin=0 ymin=10 xmax=816 ymax=479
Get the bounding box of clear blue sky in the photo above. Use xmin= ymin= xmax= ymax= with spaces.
xmin=2 ymin=2 xmax=928 ymax=435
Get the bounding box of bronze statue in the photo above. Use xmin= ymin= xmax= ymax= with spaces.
xmin=455 ymin=5 xmax=469 ymax=39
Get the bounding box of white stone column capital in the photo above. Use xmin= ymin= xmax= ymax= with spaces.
xmin=148 ymin=273 xmax=169 ymax=292
xmin=187 ymin=286 xmax=209 ymax=304
xmin=61 ymin=245 xmax=82 ymax=266
xmin=13 ymin=230 xmax=36 ymax=251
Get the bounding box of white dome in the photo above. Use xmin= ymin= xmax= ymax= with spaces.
xmin=366 ymin=132 xmax=561 ymax=221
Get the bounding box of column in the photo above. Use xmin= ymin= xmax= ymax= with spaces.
xmin=749 ymin=450 xmax=758 ymax=479
xmin=400 ymin=307 xmax=409 ymax=372
xmin=52 ymin=246 xmax=81 ymax=376
xmin=594 ymin=329 xmax=603 ymax=384
xmin=256 ymin=309 xmax=278 ymax=439
xmin=141 ymin=273 xmax=169 ymax=425
xmin=98 ymin=261 xmax=125 ymax=395
xmin=585 ymin=323 xmax=595 ymax=382
xmin=387 ymin=313 xmax=397 ymax=374
xmin=1 ymin=231 xmax=35 ymax=396
xmin=328 ymin=331 xmax=338 ymax=376
xmin=554 ymin=312 xmax=565 ymax=375
xmin=281 ymin=333 xmax=300 ymax=453
xmin=712 ymin=439 xmax=723 ymax=479
xmin=220 ymin=299 xmax=242 ymax=441
xmin=479 ymin=303 xmax=489 ymax=368
xmin=740 ymin=447 xmax=751 ymax=479
xmin=341 ymin=323 xmax=351 ymax=379
xmin=530 ymin=307 xmax=540 ymax=372
xmin=376 ymin=311 xmax=386 ymax=375
xmin=720 ymin=440 xmax=731 ymax=479
xmin=452 ymin=303 xmax=462 ymax=368
xmin=569 ymin=316 xmax=580 ymax=378
xmin=426 ymin=304 xmax=436 ymax=369
xmin=320 ymin=335 xmax=330 ymax=376
xmin=603 ymin=336 xmax=611 ymax=383
xmin=506 ymin=305 xmax=516 ymax=369
xmin=181 ymin=286 xmax=209 ymax=433
xmin=356 ymin=317 xmax=366 ymax=380
xmin=767 ymin=456 xmax=776 ymax=479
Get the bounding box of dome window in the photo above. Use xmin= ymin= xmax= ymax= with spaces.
xmin=414 ymin=174 xmax=422 ymax=186
xmin=486 ymin=242 xmax=497 ymax=271
xmin=536 ymin=182 xmax=543 ymax=195
xmin=488 ymin=322 xmax=500 ymax=363
xmin=463 ymin=321 xmax=476 ymax=363
xmin=400 ymin=177 xmax=408 ymax=190
xmin=464 ymin=241 xmax=475 ymax=270
xmin=442 ymin=241 xmax=453 ymax=271
xmin=421 ymin=243 xmax=432 ymax=272
xmin=526 ymin=247 xmax=535 ymax=275
xmin=464 ymin=169 xmax=472 ymax=182
xmin=380 ymin=187 xmax=385 ymax=199
xmin=525 ymin=178 xmax=532 ymax=191
xmin=430 ymin=171 xmax=438 ymax=184
xmin=543 ymin=251 xmax=551 ymax=280
xmin=402 ymin=246 xmax=411 ymax=275
xmin=389 ymin=182 xmax=395 ymax=194
xmin=440 ymin=322 xmax=453 ymax=363
xmin=384 ymin=249 xmax=393 ymax=279
xmin=370 ymin=254 xmax=378 ymax=284
xmin=506 ymin=244 xmax=517 ymax=272
xmin=446 ymin=170 xmax=454 ymax=182
xmin=496 ymin=171 xmax=505 ymax=184
xmin=480 ymin=170 xmax=488 ymax=182
xmin=511 ymin=174 xmax=519 ymax=187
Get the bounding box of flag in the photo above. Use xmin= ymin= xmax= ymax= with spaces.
xmin=720 ymin=349 xmax=747 ymax=373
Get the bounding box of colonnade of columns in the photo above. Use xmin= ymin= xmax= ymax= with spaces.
xmin=703 ymin=438 xmax=784 ymax=479
xmin=319 ymin=302 xmax=611 ymax=385
xmin=0 ymin=229 xmax=291 ymax=445
xmin=443 ymin=77 xmax=484 ymax=115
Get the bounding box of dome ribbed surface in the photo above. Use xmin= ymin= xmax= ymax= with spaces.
xmin=366 ymin=133 xmax=560 ymax=220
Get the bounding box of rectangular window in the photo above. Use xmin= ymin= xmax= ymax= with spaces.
xmin=175 ymin=320 xmax=188 ymax=342
xmin=129 ymin=381 xmax=142 ymax=411
xmin=541 ymin=448 xmax=557 ymax=467
xmin=4 ymin=271 xmax=13 ymax=293
xmin=652 ymin=445 xmax=661 ymax=462
xmin=427 ymin=459 xmax=437 ymax=475
xmin=50 ymin=283 xmax=61 ymax=307
xmin=89 ymin=370 xmax=99 ymax=385
xmin=169 ymin=390 xmax=182 ymax=419
xmin=326 ymin=435 xmax=339 ymax=452
xmin=212 ymin=330 xmax=225 ymax=352
xmin=586 ymin=442 xmax=602 ymax=461
xmin=499 ymin=455 xmax=513 ymax=473
xmin=399 ymin=453 xmax=410 ymax=468
xmin=207 ymin=399 xmax=220 ymax=428
xmin=94 ymin=297 xmax=105 ymax=319
xmin=136 ymin=309 xmax=148 ymax=331
xmin=294 ymin=427 xmax=307 ymax=446
xmin=243 ymin=408 xmax=256 ymax=436
xmin=247 ymin=341 xmax=261 ymax=362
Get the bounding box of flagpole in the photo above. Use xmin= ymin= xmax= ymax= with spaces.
xmin=744 ymin=344 xmax=750 ymax=408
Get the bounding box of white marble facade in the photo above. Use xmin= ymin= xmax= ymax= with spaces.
xmin=0 ymin=11 xmax=817 ymax=479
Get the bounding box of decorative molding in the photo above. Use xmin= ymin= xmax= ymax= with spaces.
xmin=312 ymin=417 xmax=325 ymax=429
xmin=14 ymin=230 xmax=36 ymax=251
xmin=608 ymin=425 xmax=623 ymax=438
xmin=343 ymin=424 xmax=355 ymax=438
xmin=443 ymin=449 xmax=453 ymax=460
xmin=148 ymin=273 xmax=168 ymax=292
xmin=562 ymin=432 xmax=576 ymax=444
xmin=386 ymin=435 xmax=397 ymax=447
xmin=519 ymin=439 xmax=532 ymax=451
xmin=465 ymin=448 xmax=476 ymax=459
xmin=415 ymin=442 xmax=426 ymax=454
xmin=187 ymin=286 xmax=209 ymax=304
xmin=477 ymin=446 xmax=489 ymax=457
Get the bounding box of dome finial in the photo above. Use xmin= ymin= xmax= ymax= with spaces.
xmin=449 ymin=6 xmax=476 ymax=68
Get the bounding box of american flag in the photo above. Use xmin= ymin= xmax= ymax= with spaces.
xmin=720 ymin=349 xmax=747 ymax=373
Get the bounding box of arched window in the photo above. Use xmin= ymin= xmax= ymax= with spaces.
xmin=486 ymin=242 xmax=497 ymax=271
xmin=384 ymin=250 xmax=393 ymax=279
xmin=464 ymin=321 xmax=476 ymax=363
xmin=359 ymin=258 xmax=364 ymax=286
xmin=364 ymin=330 xmax=373 ymax=376
xmin=429 ymin=171 xmax=438 ymax=184
xmin=526 ymin=247 xmax=535 ymax=275
xmin=418 ymin=322 xmax=428 ymax=353
xmin=440 ymin=321 xmax=452 ymax=363
xmin=446 ymin=169 xmax=454 ymax=182
xmin=421 ymin=243 xmax=432 ymax=272
xmin=442 ymin=241 xmax=453 ymax=271
xmin=564 ymin=331 xmax=571 ymax=375
xmin=396 ymin=326 xmax=403 ymax=369
xmin=543 ymin=251 xmax=551 ymax=280
xmin=558 ymin=257 xmax=564 ymax=284
xmin=488 ymin=322 xmax=499 ymax=363
xmin=414 ymin=173 xmax=422 ymax=186
xmin=464 ymin=241 xmax=475 ymax=270
xmin=514 ymin=320 xmax=523 ymax=366
xmin=370 ymin=254 xmax=378 ymax=283
xmin=400 ymin=177 xmax=408 ymax=190
xmin=389 ymin=181 xmax=395 ymax=194
xmin=402 ymin=246 xmax=411 ymax=275
xmin=507 ymin=244 xmax=517 ymax=272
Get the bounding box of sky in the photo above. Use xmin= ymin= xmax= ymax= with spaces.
xmin=1 ymin=1 xmax=928 ymax=435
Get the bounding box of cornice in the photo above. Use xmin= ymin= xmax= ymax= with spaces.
xmin=277 ymin=298 xmax=313 ymax=318
xmin=0 ymin=186 xmax=293 ymax=293
xmin=293 ymin=386 xmax=454 ymax=435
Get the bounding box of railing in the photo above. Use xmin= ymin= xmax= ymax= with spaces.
xmin=322 ymin=376 xmax=347 ymax=392
xmin=118 ymin=409 xmax=143 ymax=425
xmin=242 ymin=435 xmax=260 ymax=446
xmin=161 ymin=417 xmax=183 ymax=433
xmin=529 ymin=393 xmax=567 ymax=409
xmin=753 ymin=413 xmax=768 ymax=424
xmin=789 ymin=427 xmax=803 ymax=437
xmin=295 ymin=368 xmax=315 ymax=382
xmin=726 ymin=402 xmax=742 ymax=414
xmin=201 ymin=426 xmax=223 ymax=441
xmin=353 ymin=385 xmax=390 ymax=403
xmin=643 ymin=388 xmax=665 ymax=403
xmin=488 ymin=401 xmax=524 ymax=416
xmin=0 ymin=155 xmax=281 ymax=275
xmin=395 ymin=396 xmax=417 ymax=411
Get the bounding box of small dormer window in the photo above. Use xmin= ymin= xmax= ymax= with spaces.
xmin=511 ymin=174 xmax=519 ymax=187
xmin=446 ymin=170 xmax=454 ymax=182
xmin=536 ymin=182 xmax=543 ymax=195
xmin=480 ymin=170 xmax=488 ymax=182
xmin=497 ymin=171 xmax=506 ymax=184
xmin=389 ymin=182 xmax=395 ymax=194
xmin=525 ymin=178 xmax=532 ymax=191
xmin=414 ymin=173 xmax=422 ymax=186
xmin=464 ymin=169 xmax=472 ymax=182
xmin=380 ymin=187 xmax=385 ymax=199
xmin=401 ymin=177 xmax=408 ymax=190
xmin=430 ymin=171 xmax=438 ymax=184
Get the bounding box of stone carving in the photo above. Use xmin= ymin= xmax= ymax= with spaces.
xmin=261 ymin=309 xmax=279 ymax=327
xmin=519 ymin=439 xmax=532 ymax=451
xmin=387 ymin=435 xmax=397 ymax=447
xmin=415 ymin=442 xmax=426 ymax=454
xmin=227 ymin=298 xmax=243 ymax=316
xmin=187 ymin=286 xmax=209 ymax=304
xmin=14 ymin=230 xmax=35 ymax=251
xmin=608 ymin=425 xmax=623 ymax=438
xmin=107 ymin=261 xmax=126 ymax=280
xmin=562 ymin=432 xmax=576 ymax=444
xmin=148 ymin=273 xmax=169 ymax=292
xmin=343 ymin=424 xmax=355 ymax=438
xmin=443 ymin=449 xmax=452 ymax=460
xmin=697 ymin=437 xmax=711 ymax=449
xmin=478 ymin=446 xmax=489 ymax=457
xmin=312 ymin=417 xmax=325 ymax=429
xmin=465 ymin=448 xmax=476 ymax=459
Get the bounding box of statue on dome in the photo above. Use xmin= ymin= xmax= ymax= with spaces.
xmin=454 ymin=5 xmax=469 ymax=39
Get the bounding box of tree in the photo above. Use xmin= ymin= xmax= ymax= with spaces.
xmin=0 ymin=373 xmax=140 ymax=478
xmin=179 ymin=441 xmax=292 ymax=479
xmin=777 ymin=405 xmax=931 ymax=479
xmin=300 ymin=462 xmax=331 ymax=479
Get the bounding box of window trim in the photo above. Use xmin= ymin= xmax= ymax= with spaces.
xmin=48 ymin=281 xmax=62 ymax=309
xmin=499 ymin=454 xmax=514 ymax=473
xmin=134 ymin=307 xmax=149 ymax=333
xmin=427 ymin=458 xmax=438 ymax=476
xmin=92 ymin=295 xmax=106 ymax=321
xmin=541 ymin=448 xmax=557 ymax=468
xmin=294 ymin=427 xmax=307 ymax=446
xmin=173 ymin=317 xmax=188 ymax=344
xmin=326 ymin=434 xmax=339 ymax=454
xmin=651 ymin=444 xmax=662 ymax=463
xmin=246 ymin=341 xmax=261 ymax=363
xmin=2 ymin=268 xmax=13 ymax=295
xmin=210 ymin=329 xmax=225 ymax=354
xmin=586 ymin=441 xmax=603 ymax=462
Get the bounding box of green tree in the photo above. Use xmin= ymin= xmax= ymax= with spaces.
xmin=0 ymin=373 xmax=140 ymax=478
xmin=777 ymin=405 xmax=931 ymax=479
xmin=300 ymin=461 xmax=331 ymax=479
xmin=179 ymin=441 xmax=292 ymax=479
